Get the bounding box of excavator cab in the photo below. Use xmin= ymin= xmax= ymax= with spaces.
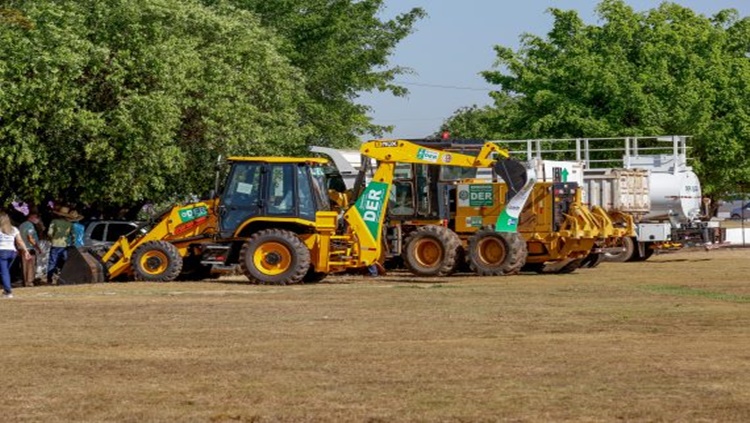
xmin=217 ymin=158 xmax=331 ymax=237
xmin=390 ymin=162 xmax=490 ymax=220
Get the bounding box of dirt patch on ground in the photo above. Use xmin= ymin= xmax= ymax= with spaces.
xmin=1 ymin=248 xmax=748 ymax=421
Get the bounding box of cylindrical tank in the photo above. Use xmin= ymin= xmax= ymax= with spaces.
xmin=645 ymin=170 xmax=702 ymax=221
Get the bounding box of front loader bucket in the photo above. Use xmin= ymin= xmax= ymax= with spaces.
xmin=58 ymin=247 xmax=106 ymax=285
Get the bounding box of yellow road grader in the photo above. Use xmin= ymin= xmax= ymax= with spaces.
xmin=350 ymin=140 xmax=634 ymax=276
xmin=61 ymin=141 xmax=529 ymax=285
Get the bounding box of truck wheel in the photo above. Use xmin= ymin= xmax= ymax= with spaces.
xmin=132 ymin=241 xmax=183 ymax=282
xmin=632 ymin=245 xmax=654 ymax=262
xmin=402 ymin=225 xmax=461 ymax=276
xmin=240 ymin=229 xmax=310 ymax=285
xmin=468 ymin=228 xmax=527 ymax=276
xmin=642 ymin=248 xmax=654 ymax=260
xmin=604 ymin=236 xmax=636 ymax=262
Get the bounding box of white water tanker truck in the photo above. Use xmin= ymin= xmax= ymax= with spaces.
xmin=501 ymin=135 xmax=724 ymax=262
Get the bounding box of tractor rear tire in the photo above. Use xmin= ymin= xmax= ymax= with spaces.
xmin=603 ymin=236 xmax=636 ymax=263
xmin=132 ymin=241 xmax=183 ymax=282
xmin=468 ymin=228 xmax=527 ymax=276
xmin=240 ymin=229 xmax=310 ymax=285
xmin=402 ymin=225 xmax=461 ymax=276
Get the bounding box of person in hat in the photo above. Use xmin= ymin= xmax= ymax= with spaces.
xmin=18 ymin=212 xmax=42 ymax=287
xmin=68 ymin=209 xmax=85 ymax=248
xmin=47 ymin=205 xmax=74 ymax=285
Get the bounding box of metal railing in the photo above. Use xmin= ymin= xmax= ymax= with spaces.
xmin=490 ymin=135 xmax=693 ymax=172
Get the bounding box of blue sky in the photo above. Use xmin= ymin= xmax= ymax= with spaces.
xmin=359 ymin=0 xmax=750 ymax=140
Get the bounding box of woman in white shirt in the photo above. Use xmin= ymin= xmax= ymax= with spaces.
xmin=0 ymin=211 xmax=31 ymax=298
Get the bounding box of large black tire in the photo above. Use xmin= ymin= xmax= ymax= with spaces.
xmin=132 ymin=241 xmax=183 ymax=282
xmin=642 ymin=247 xmax=654 ymax=260
xmin=240 ymin=229 xmax=310 ymax=285
xmin=402 ymin=225 xmax=461 ymax=276
xmin=467 ymin=227 xmax=527 ymax=276
xmin=603 ymin=236 xmax=636 ymax=263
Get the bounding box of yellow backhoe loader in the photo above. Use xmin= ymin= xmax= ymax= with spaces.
xmin=61 ymin=141 xmax=528 ymax=285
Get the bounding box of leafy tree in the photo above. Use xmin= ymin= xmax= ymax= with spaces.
xmin=444 ymin=0 xmax=750 ymax=197
xmin=204 ymin=0 xmax=426 ymax=147
xmin=0 ymin=0 xmax=310 ymax=206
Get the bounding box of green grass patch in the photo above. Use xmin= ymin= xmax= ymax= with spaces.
xmin=642 ymin=284 xmax=750 ymax=303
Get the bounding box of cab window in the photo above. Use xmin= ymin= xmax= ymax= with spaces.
xmin=297 ymin=165 xmax=316 ymax=220
xmin=390 ymin=181 xmax=415 ymax=216
xmin=267 ymin=164 xmax=296 ymax=215
xmin=223 ymin=163 xmax=261 ymax=209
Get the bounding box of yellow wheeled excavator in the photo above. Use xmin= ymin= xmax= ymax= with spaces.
xmin=61 ymin=141 xmax=529 ymax=285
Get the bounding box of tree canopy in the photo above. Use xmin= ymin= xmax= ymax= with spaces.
xmin=207 ymin=0 xmax=425 ymax=147
xmin=442 ymin=0 xmax=750 ymax=197
xmin=0 ymin=0 xmax=423 ymax=208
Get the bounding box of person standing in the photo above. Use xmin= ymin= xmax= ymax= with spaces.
xmin=18 ymin=212 xmax=41 ymax=287
xmin=0 ymin=211 xmax=31 ymax=298
xmin=47 ymin=205 xmax=73 ymax=285
xmin=69 ymin=210 xmax=85 ymax=248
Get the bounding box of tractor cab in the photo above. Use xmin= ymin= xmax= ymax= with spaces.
xmin=218 ymin=157 xmax=332 ymax=237
xmin=389 ymin=161 xmax=490 ymax=221
xmin=386 ymin=139 xmax=498 ymax=222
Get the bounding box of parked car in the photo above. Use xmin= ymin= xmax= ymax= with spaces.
xmin=731 ymin=202 xmax=750 ymax=220
xmin=83 ymin=220 xmax=142 ymax=250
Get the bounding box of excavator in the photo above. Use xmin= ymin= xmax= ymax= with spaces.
xmin=60 ymin=140 xmax=529 ymax=285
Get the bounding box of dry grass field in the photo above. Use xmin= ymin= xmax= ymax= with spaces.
xmin=1 ymin=248 xmax=749 ymax=422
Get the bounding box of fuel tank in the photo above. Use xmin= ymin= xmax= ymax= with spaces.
xmin=645 ymin=169 xmax=702 ymax=221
